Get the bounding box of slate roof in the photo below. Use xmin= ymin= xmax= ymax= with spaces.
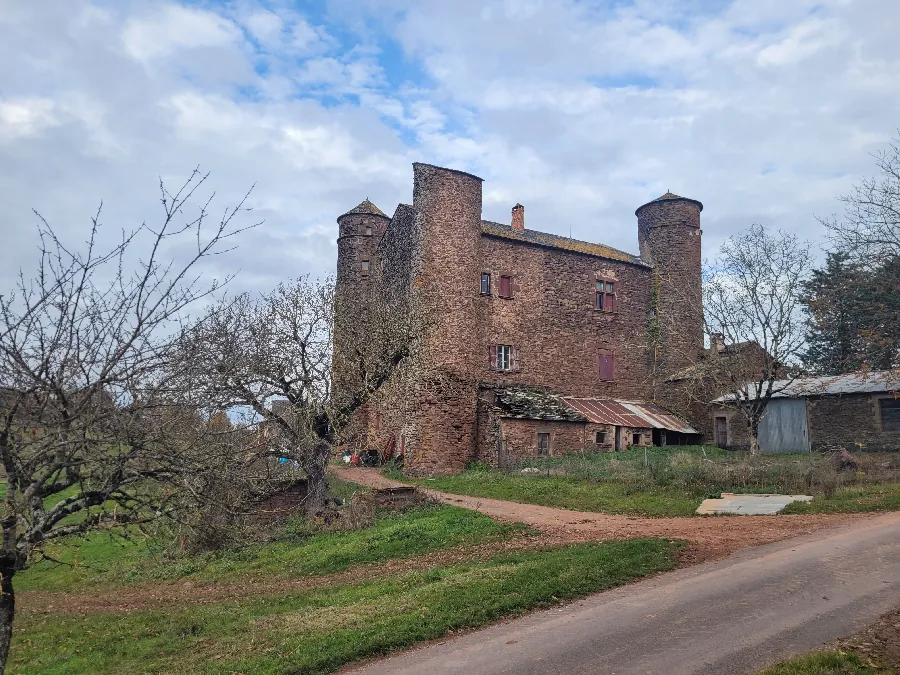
xmin=634 ymin=192 xmax=704 ymax=216
xmin=340 ymin=199 xmax=389 ymax=218
xmin=493 ymin=386 xmax=586 ymax=421
xmin=481 ymin=220 xmax=648 ymax=266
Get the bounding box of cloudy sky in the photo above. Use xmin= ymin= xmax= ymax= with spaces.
xmin=1 ymin=0 xmax=898 ymax=294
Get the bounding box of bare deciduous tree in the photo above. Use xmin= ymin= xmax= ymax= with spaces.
xmin=699 ymin=224 xmax=813 ymax=455
xmin=0 ymin=170 xmax=255 ymax=670
xmin=175 ymin=275 xmax=423 ymax=516
xmin=824 ymin=135 xmax=900 ymax=265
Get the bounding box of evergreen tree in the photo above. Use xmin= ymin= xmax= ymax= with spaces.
xmin=800 ymin=251 xmax=864 ymax=374
xmin=859 ymin=256 xmax=900 ymax=370
xmin=801 ymin=252 xmax=900 ymax=373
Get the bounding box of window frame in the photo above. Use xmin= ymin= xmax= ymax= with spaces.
xmin=595 ymin=431 xmax=607 ymax=445
xmin=481 ymin=272 xmax=492 ymax=295
xmin=595 ymin=279 xmax=617 ymax=313
xmin=360 ymin=259 xmax=371 ymax=274
xmin=364 ymin=225 xmax=373 ymax=236
xmin=497 ymin=344 xmax=512 ymax=371
xmin=631 ymin=432 xmax=641 ymax=446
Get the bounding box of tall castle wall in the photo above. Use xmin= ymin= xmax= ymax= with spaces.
xmin=477 ymin=236 xmax=653 ymax=399
xmin=403 ymin=163 xmax=484 ymax=475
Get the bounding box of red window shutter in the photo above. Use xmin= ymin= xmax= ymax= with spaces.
xmin=609 ymin=353 xmax=616 ymax=380
xmin=489 ymin=344 xmax=498 ymax=369
xmin=599 ymin=354 xmax=613 ymax=381
xmin=511 ymin=347 xmax=520 ymax=371
xmin=500 ymin=275 xmax=511 ymax=297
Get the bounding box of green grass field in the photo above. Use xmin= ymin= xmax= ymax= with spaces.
xmin=10 ymin=504 xmax=682 ymax=674
xmin=16 ymin=503 xmax=528 ymax=592
xmin=394 ymin=447 xmax=900 ymax=517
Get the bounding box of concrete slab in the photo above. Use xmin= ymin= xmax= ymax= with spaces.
xmin=696 ymin=492 xmax=813 ymax=515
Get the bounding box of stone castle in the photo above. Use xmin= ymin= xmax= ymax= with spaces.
xmin=335 ymin=162 xmax=705 ymax=475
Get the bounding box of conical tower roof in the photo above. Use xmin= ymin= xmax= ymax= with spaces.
xmin=634 ymin=191 xmax=703 ymax=216
xmin=339 ymin=199 xmax=388 ymax=218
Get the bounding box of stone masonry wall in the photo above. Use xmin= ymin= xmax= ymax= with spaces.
xmin=807 ymin=394 xmax=900 ymax=452
xmin=404 ymin=163 xmax=484 ymax=475
xmin=477 ymin=237 xmax=654 ymax=399
xmin=498 ymin=418 xmax=586 ymax=462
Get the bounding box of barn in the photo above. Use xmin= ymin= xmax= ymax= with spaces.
xmin=711 ymin=371 xmax=900 ymax=453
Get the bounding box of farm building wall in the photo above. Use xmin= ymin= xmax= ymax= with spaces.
xmin=807 ymin=393 xmax=900 ymax=452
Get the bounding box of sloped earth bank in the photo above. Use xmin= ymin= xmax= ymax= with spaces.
xmin=18 ymin=468 xmax=868 ymax=617
xmin=331 ymin=466 xmax=868 ymax=561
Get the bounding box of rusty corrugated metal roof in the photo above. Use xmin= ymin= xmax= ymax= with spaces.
xmin=481 ymin=220 xmax=649 ymax=267
xmin=562 ymin=398 xmax=648 ymax=427
xmin=561 ymin=397 xmax=698 ymax=434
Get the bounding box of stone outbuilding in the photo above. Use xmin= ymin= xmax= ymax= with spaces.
xmin=711 ymin=371 xmax=900 ymax=453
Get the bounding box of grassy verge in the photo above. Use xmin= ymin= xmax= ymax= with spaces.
xmin=393 ymin=447 xmax=900 ymax=517
xmin=11 ymin=538 xmax=682 ymax=674
xmin=408 ymin=470 xmax=701 ymax=516
xmin=759 ymin=650 xmax=877 ymax=674
xmin=781 ymin=483 xmax=900 ymax=514
xmin=16 ymin=503 xmax=528 ymax=592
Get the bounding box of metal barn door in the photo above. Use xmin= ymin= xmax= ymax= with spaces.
xmin=758 ymin=399 xmax=810 ymax=454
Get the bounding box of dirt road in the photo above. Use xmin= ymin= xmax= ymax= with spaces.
xmin=331 ymin=466 xmax=865 ymax=559
xmin=344 ymin=511 xmax=900 ymax=675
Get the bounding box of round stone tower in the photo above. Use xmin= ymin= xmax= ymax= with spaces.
xmin=407 ymin=162 xmax=484 ymax=475
xmin=333 ymin=199 xmax=391 ymax=421
xmin=336 ymin=198 xmax=390 ymax=291
xmin=636 ymin=192 xmax=704 ymax=379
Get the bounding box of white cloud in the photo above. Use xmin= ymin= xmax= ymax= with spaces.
xmin=122 ymin=4 xmax=241 ymax=62
xmin=1 ymin=0 xmax=899 ymax=302
xmin=0 ymin=98 xmax=57 ymax=141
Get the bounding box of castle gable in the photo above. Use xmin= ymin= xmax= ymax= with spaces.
xmin=481 ymin=220 xmax=648 ymax=267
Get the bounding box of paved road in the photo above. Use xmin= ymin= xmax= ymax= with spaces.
xmin=345 ymin=511 xmax=900 ymax=675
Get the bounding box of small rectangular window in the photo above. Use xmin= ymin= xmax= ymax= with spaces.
xmin=596 ymin=279 xmax=616 ymax=312
xmin=496 ymin=344 xmax=511 ymax=371
xmin=880 ymin=398 xmax=900 ymax=432
xmin=360 ymin=260 xmax=370 ymax=273
xmin=595 ymin=431 xmax=607 ymax=445
xmin=537 ymin=432 xmax=550 ymax=456
xmin=632 ymin=433 xmax=641 ymax=446
xmin=481 ymin=272 xmax=491 ymax=295
xmin=499 ymin=275 xmax=512 ymax=298
xmin=364 ymin=225 xmax=372 ymax=236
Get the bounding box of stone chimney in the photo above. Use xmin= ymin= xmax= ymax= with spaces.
xmin=511 ymin=203 xmax=524 ymax=231
xmin=710 ymin=333 xmax=725 ymax=354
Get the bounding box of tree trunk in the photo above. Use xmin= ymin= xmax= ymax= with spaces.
xmin=749 ymin=419 xmax=761 ymax=456
xmin=304 ymin=444 xmax=330 ymax=516
xmin=0 ymin=568 xmax=16 ymax=673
